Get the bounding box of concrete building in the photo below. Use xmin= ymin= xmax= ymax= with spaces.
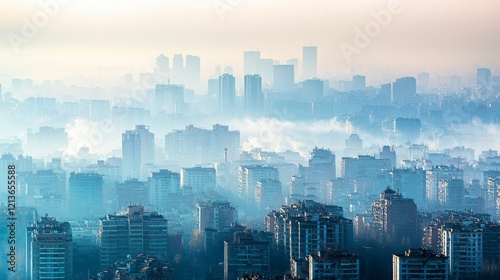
xmin=181 ymin=167 xmax=216 ymax=194
xmin=426 ymin=165 xmax=463 ymax=210
xmin=68 ymin=172 xmax=104 ymax=219
xmin=302 ymin=46 xmax=317 ymax=79
xmin=148 ymin=169 xmax=180 ymax=209
xmin=392 ymin=248 xmax=448 ymax=280
xmin=441 ymin=225 xmax=482 ymax=279
xmin=224 ymin=232 xmax=270 ymax=280
xmin=219 ymin=73 xmax=236 ymax=113
xmin=196 ymin=200 xmax=237 ymax=232
xmin=255 ymin=179 xmax=282 ymax=210
xmin=244 ymin=74 xmax=264 ymax=114
xmin=239 ymin=165 xmax=279 ymax=202
xmin=309 ymin=250 xmax=360 ymax=280
xmin=122 ymin=125 xmax=154 ymax=180
xmin=99 ymin=206 xmax=168 ymax=268
xmin=372 ymin=188 xmax=418 ymax=246
xmin=29 ymin=216 xmax=73 ymax=280
xmin=273 ymin=65 xmax=295 ymax=91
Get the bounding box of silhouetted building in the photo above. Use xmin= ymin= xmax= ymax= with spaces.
xmin=219 ymin=74 xmax=236 ymax=113
xmin=392 ymin=77 xmax=416 ymax=105
xmin=426 ymin=165 xmax=463 ymax=210
xmin=345 ymin=134 xmax=363 ymax=150
xmin=155 ymin=84 xmax=185 ymax=116
xmin=395 ymin=118 xmax=421 ymax=143
xmin=185 ymin=55 xmax=201 ymax=89
xmin=477 ymin=68 xmax=491 ymax=89
xmin=273 ymin=65 xmax=295 ymax=91
xmin=244 ymin=74 xmax=264 ymax=114
xmin=302 ymin=46 xmax=317 ymax=79
xmin=69 ymin=172 xmax=104 ymax=219
xmin=244 ymin=51 xmax=261 ymax=75
xmin=372 ymin=188 xmax=418 ymax=246
xmin=122 ymin=125 xmax=154 ymax=180
xmin=116 ymin=179 xmax=148 ymax=210
xmin=380 ymin=145 xmax=396 ymax=169
xmin=352 ymin=75 xmax=366 ymax=92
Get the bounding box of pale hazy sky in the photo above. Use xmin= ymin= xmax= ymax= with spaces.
xmin=1 ymin=0 xmax=499 ymax=86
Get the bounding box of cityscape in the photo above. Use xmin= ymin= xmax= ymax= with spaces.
xmin=1 ymin=1 xmax=500 ymax=280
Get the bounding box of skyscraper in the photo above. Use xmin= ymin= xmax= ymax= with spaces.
xmin=477 ymin=68 xmax=491 ymax=88
xmin=172 ymin=54 xmax=184 ymax=84
xmin=185 ymin=55 xmax=201 ymax=89
xmin=244 ymin=51 xmax=260 ymax=75
xmin=219 ymin=74 xmax=236 ymax=113
xmin=273 ymin=64 xmax=295 ymax=91
xmin=29 ymin=216 xmax=73 ymax=280
xmin=68 ymin=172 xmax=104 ymax=219
xmin=155 ymin=54 xmax=169 ymax=83
xmin=122 ymin=125 xmax=154 ymax=180
xmin=244 ymin=74 xmax=263 ymax=114
xmin=303 ymin=46 xmax=318 ymax=79
xmin=392 ymin=77 xmax=416 ymax=105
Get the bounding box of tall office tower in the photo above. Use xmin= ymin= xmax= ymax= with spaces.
xmin=379 ymin=145 xmax=396 ymax=168
xmin=255 ymin=179 xmax=282 ymax=210
xmin=259 ymin=58 xmax=274 ymax=86
xmin=0 ymin=207 xmax=37 ymax=280
xmin=185 ymin=55 xmax=201 ymax=89
xmin=122 ymin=125 xmax=154 ymax=180
xmin=273 ymin=65 xmax=295 ymax=91
xmin=68 ymin=172 xmax=104 ymax=219
xmin=244 ymin=74 xmax=263 ymax=114
xmin=391 ymin=168 xmax=426 ymax=209
xmin=477 ymin=68 xmax=491 ymax=88
xmin=426 ymin=165 xmax=463 ymax=209
xmin=371 ymin=188 xmax=418 ymax=246
xmin=208 ymin=78 xmax=219 ymax=97
xmin=308 ymin=250 xmax=360 ymax=280
xmin=392 ymin=77 xmax=416 ymax=105
xmin=155 ymin=84 xmax=185 ymax=116
xmin=29 ymin=216 xmax=73 ymax=280
xmin=181 ymin=167 xmax=216 ymax=193
xmin=352 ymin=75 xmax=366 ymax=91
xmin=302 ymin=78 xmax=324 ymax=101
xmin=244 ymin=51 xmax=261 ymax=75
xmin=268 ymin=201 xmax=352 ymax=264
xmin=99 ymin=206 xmax=168 ymax=268
xmin=441 ymin=224 xmax=482 ymax=279
xmin=224 ymin=232 xmax=270 ymax=280
xmin=286 ymin=58 xmax=299 ymax=79
xmin=196 ymin=200 xmax=237 ymax=231
xmin=172 ymin=54 xmax=184 ymax=84
xmin=395 ymin=117 xmax=421 ymax=143
xmin=238 ymin=165 xmax=279 ymax=201
xmin=392 ymin=249 xmax=448 ymax=280
xmin=219 ymin=74 xmax=236 ymax=113
xmin=417 ymin=72 xmax=430 ymax=91
xmin=148 ymin=169 xmax=180 ymax=209
xmin=437 ymin=178 xmax=465 ymax=209
xmin=303 ymin=46 xmax=318 ymax=79
xmin=155 ymin=54 xmax=169 ymax=81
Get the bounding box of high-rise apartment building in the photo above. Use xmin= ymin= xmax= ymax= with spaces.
xmin=219 ymin=74 xmax=236 ymax=113
xmin=122 ymin=125 xmax=154 ymax=180
xmin=68 ymin=172 xmax=104 ymax=219
xmin=29 ymin=216 xmax=73 ymax=280
xmin=244 ymin=74 xmax=263 ymax=114
xmin=392 ymin=248 xmax=448 ymax=280
xmin=303 ymin=46 xmax=318 ymax=79
xmin=181 ymin=167 xmax=216 ymax=193
xmin=196 ymin=200 xmax=237 ymax=231
xmin=99 ymin=206 xmax=168 ymax=268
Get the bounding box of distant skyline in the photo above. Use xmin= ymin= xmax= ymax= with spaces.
xmin=1 ymin=0 xmax=500 ymax=87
